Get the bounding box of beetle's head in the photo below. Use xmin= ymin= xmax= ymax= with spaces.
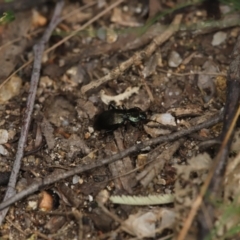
xmin=139 ymin=111 xmax=147 ymax=120
xmin=128 ymin=107 xmax=147 ymax=123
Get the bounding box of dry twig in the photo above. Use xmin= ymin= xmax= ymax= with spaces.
xmin=110 ymin=130 xmax=136 ymax=193
xmin=60 ymin=23 xmax=168 ymax=76
xmin=81 ymin=14 xmax=183 ymax=94
xmin=72 ymin=210 xmax=83 ymax=240
xmin=0 ymin=0 xmax=65 ymax=225
xmin=158 ymin=69 xmax=226 ymax=77
xmin=197 ymin=33 xmax=240 ymax=239
xmin=0 ymin=0 xmax=50 ymax=14
xmin=0 ymin=111 xmax=223 ymax=211
xmin=0 ymin=2 xmax=95 ymax=51
xmin=211 ymin=34 xmax=240 ymax=193
xmin=0 ymin=0 xmax=123 ymax=90
xmin=136 ymin=140 xmax=184 ymax=187
xmin=177 ymin=107 xmax=240 ymax=240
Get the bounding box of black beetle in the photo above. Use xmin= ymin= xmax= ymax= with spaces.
xmin=94 ymin=105 xmax=147 ymax=131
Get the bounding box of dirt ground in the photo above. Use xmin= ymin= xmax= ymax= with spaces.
xmin=0 ymin=0 xmax=240 ymax=239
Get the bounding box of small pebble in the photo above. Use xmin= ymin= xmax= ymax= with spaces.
xmin=0 ymin=145 xmax=8 ymax=156
xmin=212 ymin=31 xmax=227 ymax=46
xmin=0 ymin=75 xmax=22 ymax=104
xmin=72 ymin=175 xmax=80 ymax=185
xmin=168 ymin=51 xmax=182 ymax=68
xmin=0 ymin=129 xmax=8 ymax=144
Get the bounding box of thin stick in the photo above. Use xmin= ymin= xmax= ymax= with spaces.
xmin=0 ymin=111 xmax=223 ymax=211
xmin=158 ymin=69 xmax=226 ymax=77
xmin=0 ymin=28 xmax=42 ymax=51
xmin=72 ymin=210 xmax=83 ymax=240
xmin=0 ymin=0 xmax=122 ymax=90
xmin=45 ymin=0 xmax=125 ymax=55
xmin=0 ymin=1 xmax=95 ymax=51
xmin=6 ymin=217 xmax=27 ymax=236
xmin=176 ymin=107 xmax=240 ymax=240
xmin=178 ymin=32 xmax=240 ymax=240
xmin=0 ymin=0 xmax=65 ymax=226
xmin=81 ymin=14 xmax=183 ymax=94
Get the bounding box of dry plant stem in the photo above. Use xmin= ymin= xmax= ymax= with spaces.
xmin=44 ymin=0 xmax=124 ymax=55
xmin=140 ymin=74 xmax=154 ymax=102
xmin=0 ymin=112 xmax=223 ymax=211
xmin=6 ymin=217 xmax=27 ymax=236
xmin=136 ymin=112 xmax=220 ymax=187
xmin=0 ymin=0 xmax=121 ymax=90
xmin=98 ymin=202 xmax=123 ymax=225
xmin=0 ymin=1 xmax=96 ymax=51
xmin=34 ymin=231 xmax=51 ymax=240
xmin=81 ymin=14 xmax=183 ymax=94
xmin=60 ymin=1 xmax=96 ymax=22
xmin=0 ymin=28 xmax=43 ymax=51
xmin=137 ymin=139 xmax=184 ymax=187
xmin=211 ymin=34 xmax=240 ymax=194
xmin=0 ymin=0 xmax=49 ymax=14
xmin=158 ymin=69 xmax=226 ymax=77
xmin=99 ymin=155 xmax=161 ymax=186
xmin=176 ymin=107 xmax=240 ymax=240
xmin=49 ymin=224 xmax=72 ymax=239
xmin=97 ymin=202 xmax=134 ymax=236
xmin=0 ymin=0 xmax=64 ymax=226
xmin=72 ymin=210 xmax=83 ymax=240
xmin=191 ymin=13 xmax=240 ymax=36
xmin=112 ymin=130 xmax=136 ymax=193
xmin=178 ymin=33 xmax=240 ymax=240
xmin=197 ymin=33 xmax=240 ymax=239
xmin=200 ymin=203 xmax=213 ymax=230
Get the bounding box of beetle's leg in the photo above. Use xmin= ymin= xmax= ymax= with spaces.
xmin=98 ymin=131 xmax=112 ymax=139
xmin=123 ymin=120 xmax=129 ymax=131
xmin=107 ymin=124 xmax=120 ymax=132
xmin=108 ymin=101 xmax=116 ymax=110
xmin=130 ymin=121 xmax=144 ymax=130
xmin=132 ymin=107 xmax=142 ymax=111
xmin=130 ymin=121 xmax=137 ymax=127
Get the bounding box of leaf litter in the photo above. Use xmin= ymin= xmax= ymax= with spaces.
xmin=0 ymin=0 xmax=239 ymax=239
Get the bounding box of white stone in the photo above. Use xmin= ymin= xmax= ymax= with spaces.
xmin=0 ymin=145 xmax=8 ymax=155
xmin=0 ymin=129 xmax=8 ymax=144
xmin=72 ymin=175 xmax=80 ymax=184
xmin=168 ymin=51 xmax=182 ymax=68
xmin=212 ymin=31 xmax=227 ymax=46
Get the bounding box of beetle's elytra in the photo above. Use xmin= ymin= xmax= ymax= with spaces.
xmin=94 ymin=105 xmax=147 ymax=131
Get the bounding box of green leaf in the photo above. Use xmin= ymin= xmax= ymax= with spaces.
xmin=0 ymin=11 xmax=15 ymax=25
